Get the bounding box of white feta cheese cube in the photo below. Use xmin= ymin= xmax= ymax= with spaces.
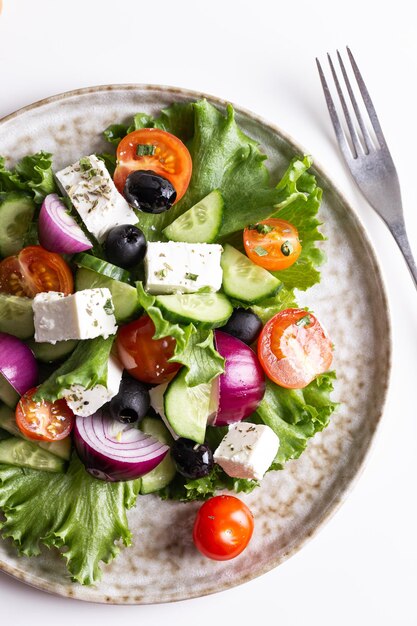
xmin=144 ymin=241 xmax=223 ymax=295
xmin=33 ymin=288 xmax=117 ymax=344
xmin=213 ymin=422 xmax=279 ymax=481
xmin=63 ymin=354 xmax=123 ymax=416
xmin=55 ymin=155 xmax=137 ymax=243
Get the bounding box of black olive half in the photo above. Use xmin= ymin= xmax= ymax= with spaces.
xmin=124 ymin=170 xmax=176 ymax=214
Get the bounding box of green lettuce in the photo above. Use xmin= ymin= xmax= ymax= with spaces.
xmin=254 ymin=372 xmax=338 ymax=469
xmin=33 ymin=336 xmax=115 ymax=403
xmin=103 ymin=101 xmax=325 ymax=290
xmin=136 ymin=283 xmax=224 ymax=386
xmin=0 ymin=454 xmax=140 ymax=585
xmin=0 ymin=152 xmax=57 ymax=203
xmin=271 ymin=158 xmax=326 ymax=291
xmin=160 ymin=461 xmax=259 ymax=502
xmin=231 ymin=285 xmax=298 ymax=325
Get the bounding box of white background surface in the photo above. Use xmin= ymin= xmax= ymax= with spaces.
xmin=0 ymin=0 xmax=416 ymax=624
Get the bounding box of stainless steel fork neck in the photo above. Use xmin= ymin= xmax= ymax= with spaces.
xmin=388 ymin=219 xmax=417 ymax=289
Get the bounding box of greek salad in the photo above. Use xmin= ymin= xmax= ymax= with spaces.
xmin=0 ymin=99 xmax=337 ymax=583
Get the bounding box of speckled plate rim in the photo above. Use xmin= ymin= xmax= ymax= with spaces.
xmin=0 ymin=84 xmax=392 ymax=604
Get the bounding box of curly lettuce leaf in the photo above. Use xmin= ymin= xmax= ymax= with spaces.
xmin=103 ymin=102 xmax=321 ymax=244
xmin=160 ymin=462 xmax=258 ymax=502
xmin=0 ymin=152 xmax=57 ymax=203
xmin=136 ymin=283 xmax=224 ymax=386
xmin=271 ymin=156 xmax=326 ymax=291
xmin=33 ymin=336 xmax=115 ymax=403
xmin=254 ymin=372 xmax=338 ymax=469
xmin=102 ymin=112 xmax=156 ymax=147
xmin=231 ymin=285 xmax=298 ymax=325
xmin=102 ymin=102 xmax=326 ymax=290
xmin=0 ymin=454 xmax=140 ymax=585
xmin=133 ymin=101 xmax=284 ymax=240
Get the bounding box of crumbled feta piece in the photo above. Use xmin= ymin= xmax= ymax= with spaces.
xmin=55 ymin=155 xmax=137 ymax=243
xmin=213 ymin=422 xmax=280 ymax=481
xmin=63 ymin=355 xmax=123 ymax=416
xmin=33 ymin=288 xmax=117 ymax=344
xmin=144 ymin=241 xmax=223 ymax=294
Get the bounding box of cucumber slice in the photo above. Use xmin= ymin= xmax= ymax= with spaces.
xmin=139 ymin=417 xmax=176 ymax=494
xmin=221 ymin=244 xmax=282 ymax=304
xmin=164 ymin=369 xmax=213 ymax=443
xmin=155 ymin=293 xmax=232 ymax=329
xmin=0 ymin=403 xmax=71 ymax=461
xmin=27 ymin=338 xmax=78 ymax=363
xmin=0 ymin=192 xmax=36 ymax=257
xmin=0 ymin=293 xmax=34 ymax=339
xmin=0 ymin=375 xmax=19 ymax=408
xmin=0 ymin=436 xmax=65 ymax=472
xmin=75 ymin=267 xmax=140 ymax=322
xmin=73 ymin=253 xmax=130 ymax=283
xmin=163 ymin=190 xmax=224 ymax=244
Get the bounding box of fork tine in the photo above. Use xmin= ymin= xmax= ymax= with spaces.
xmin=316 ymin=57 xmax=353 ymax=161
xmin=336 ymin=50 xmax=373 ymax=154
xmin=346 ymin=46 xmax=387 ymax=149
xmin=327 ymin=53 xmax=362 ymax=159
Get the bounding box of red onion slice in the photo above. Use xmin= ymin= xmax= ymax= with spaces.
xmin=211 ymin=330 xmax=266 ymax=427
xmin=0 ymin=332 xmax=38 ymax=395
xmin=74 ymin=411 xmax=170 ymax=482
xmin=38 ymin=194 xmax=93 ymax=254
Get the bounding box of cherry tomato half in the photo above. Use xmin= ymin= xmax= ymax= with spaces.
xmin=258 ymin=308 xmax=333 ymax=389
xmin=243 ymin=218 xmax=301 ymax=271
xmin=116 ymin=315 xmax=181 ymax=385
xmin=114 ymin=128 xmax=192 ymax=202
xmin=16 ymin=387 xmax=74 ymax=442
xmin=193 ymin=495 xmax=254 ymax=561
xmin=0 ymin=246 xmax=74 ymax=297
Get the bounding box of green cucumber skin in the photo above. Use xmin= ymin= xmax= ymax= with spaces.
xmin=0 ymin=294 xmax=34 ymax=339
xmin=221 ymin=244 xmax=282 ymax=304
xmin=139 ymin=417 xmax=176 ymax=494
xmin=155 ymin=293 xmax=233 ymax=329
xmin=163 ymin=190 xmax=224 ymax=244
xmin=0 ymin=376 xmax=19 ymax=409
xmin=164 ymin=370 xmax=211 ymax=444
xmin=0 ymin=404 xmax=72 ymax=461
xmin=0 ymin=192 xmax=36 ymax=258
xmin=0 ymin=436 xmax=65 ymax=472
xmin=73 ymin=253 xmax=131 ymax=283
xmin=27 ymin=338 xmax=78 ymax=363
xmin=75 ymin=267 xmax=140 ymax=322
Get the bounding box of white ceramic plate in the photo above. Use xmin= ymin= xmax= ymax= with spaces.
xmin=0 ymin=85 xmax=391 ymax=604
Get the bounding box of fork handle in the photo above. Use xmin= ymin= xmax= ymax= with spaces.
xmin=388 ymin=218 xmax=417 ymax=290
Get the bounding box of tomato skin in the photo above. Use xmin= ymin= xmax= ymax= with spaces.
xmin=16 ymin=387 xmax=74 ymax=442
xmin=243 ymin=218 xmax=301 ymax=271
xmin=258 ymin=308 xmax=333 ymax=389
xmin=114 ymin=128 xmax=192 ymax=202
xmin=193 ymin=495 xmax=254 ymax=561
xmin=0 ymin=246 xmax=74 ymax=297
xmin=116 ymin=315 xmax=181 ymax=385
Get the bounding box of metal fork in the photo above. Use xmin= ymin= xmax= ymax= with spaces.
xmin=316 ymin=47 xmax=417 ymax=289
